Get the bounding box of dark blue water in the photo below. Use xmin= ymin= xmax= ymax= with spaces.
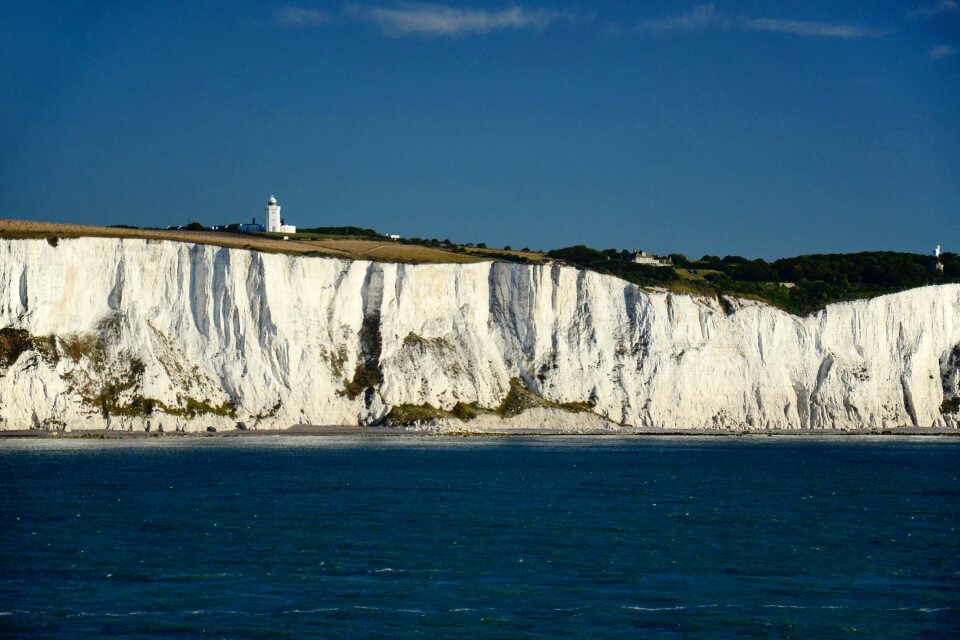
xmin=1 ymin=437 xmax=958 ymax=638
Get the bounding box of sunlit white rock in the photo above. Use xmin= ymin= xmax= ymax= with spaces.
xmin=0 ymin=238 xmax=958 ymax=431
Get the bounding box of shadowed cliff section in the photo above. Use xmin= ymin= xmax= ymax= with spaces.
xmin=341 ymin=263 xmax=384 ymax=409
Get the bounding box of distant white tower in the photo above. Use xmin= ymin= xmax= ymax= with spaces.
xmin=266 ymin=195 xmax=281 ymax=233
xmin=935 ymin=245 xmax=941 ymax=258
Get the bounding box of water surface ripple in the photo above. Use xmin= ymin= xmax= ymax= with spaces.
xmin=1 ymin=436 xmax=958 ymax=638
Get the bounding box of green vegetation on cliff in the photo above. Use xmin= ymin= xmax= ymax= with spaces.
xmin=382 ymin=379 xmax=598 ymax=426
xmin=549 ymin=246 xmax=959 ymax=316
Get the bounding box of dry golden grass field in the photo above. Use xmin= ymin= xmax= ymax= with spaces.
xmin=0 ymin=219 xmax=552 ymax=265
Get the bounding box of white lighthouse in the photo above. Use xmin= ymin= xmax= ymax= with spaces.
xmin=266 ymin=195 xmax=281 ymax=233
xmin=264 ymin=195 xmax=296 ymax=234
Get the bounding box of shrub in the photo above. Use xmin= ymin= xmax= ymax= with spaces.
xmin=0 ymin=328 xmax=33 ymax=368
xmin=941 ymin=397 xmax=960 ymax=414
xmin=384 ymin=403 xmax=447 ymax=425
xmin=451 ymin=402 xmax=478 ymax=421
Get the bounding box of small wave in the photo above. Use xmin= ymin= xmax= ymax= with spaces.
xmin=625 ymin=603 xmax=847 ymax=612
xmin=67 ymin=611 xmax=153 ymax=618
xmin=283 ymin=608 xmax=342 ymax=614
xmin=351 ymin=605 xmax=423 ymax=614
xmin=181 ymin=609 xmax=268 ymax=617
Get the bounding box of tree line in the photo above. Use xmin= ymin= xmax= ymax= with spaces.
xmin=549 ymin=246 xmax=959 ymax=315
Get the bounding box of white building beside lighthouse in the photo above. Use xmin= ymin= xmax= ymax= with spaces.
xmin=265 ymin=195 xmax=296 ymax=234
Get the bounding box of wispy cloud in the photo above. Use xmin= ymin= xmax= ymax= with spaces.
xmin=636 ymin=3 xmax=722 ymax=33
xmin=275 ymin=6 xmax=332 ymax=28
xmin=743 ymin=18 xmax=889 ymax=39
xmin=929 ymin=44 xmax=957 ymax=59
xmin=914 ymin=1 xmax=960 ymax=17
xmin=627 ymin=5 xmax=888 ymax=39
xmin=346 ymin=3 xmax=575 ymax=36
xmin=279 ymin=3 xmax=891 ymax=43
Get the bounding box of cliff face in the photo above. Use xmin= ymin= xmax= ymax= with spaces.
xmin=1 ymin=238 xmax=958 ymax=431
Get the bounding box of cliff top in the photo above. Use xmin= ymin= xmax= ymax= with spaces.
xmin=3 ymin=218 xmax=957 ymax=317
xmin=0 ymin=219 xmax=549 ymax=266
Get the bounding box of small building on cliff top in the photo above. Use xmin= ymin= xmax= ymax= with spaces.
xmin=629 ymin=250 xmax=672 ymax=267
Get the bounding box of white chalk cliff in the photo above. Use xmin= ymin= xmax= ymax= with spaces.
xmin=1 ymin=237 xmax=958 ymax=432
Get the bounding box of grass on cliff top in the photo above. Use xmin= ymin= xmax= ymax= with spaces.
xmin=0 ymin=219 xmax=491 ymax=264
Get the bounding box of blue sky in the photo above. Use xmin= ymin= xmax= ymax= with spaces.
xmin=1 ymin=1 xmax=957 ymax=259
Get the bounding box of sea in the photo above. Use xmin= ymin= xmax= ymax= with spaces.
xmin=1 ymin=436 xmax=958 ymax=639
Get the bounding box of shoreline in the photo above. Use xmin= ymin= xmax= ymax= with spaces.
xmin=1 ymin=425 xmax=958 ymax=440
